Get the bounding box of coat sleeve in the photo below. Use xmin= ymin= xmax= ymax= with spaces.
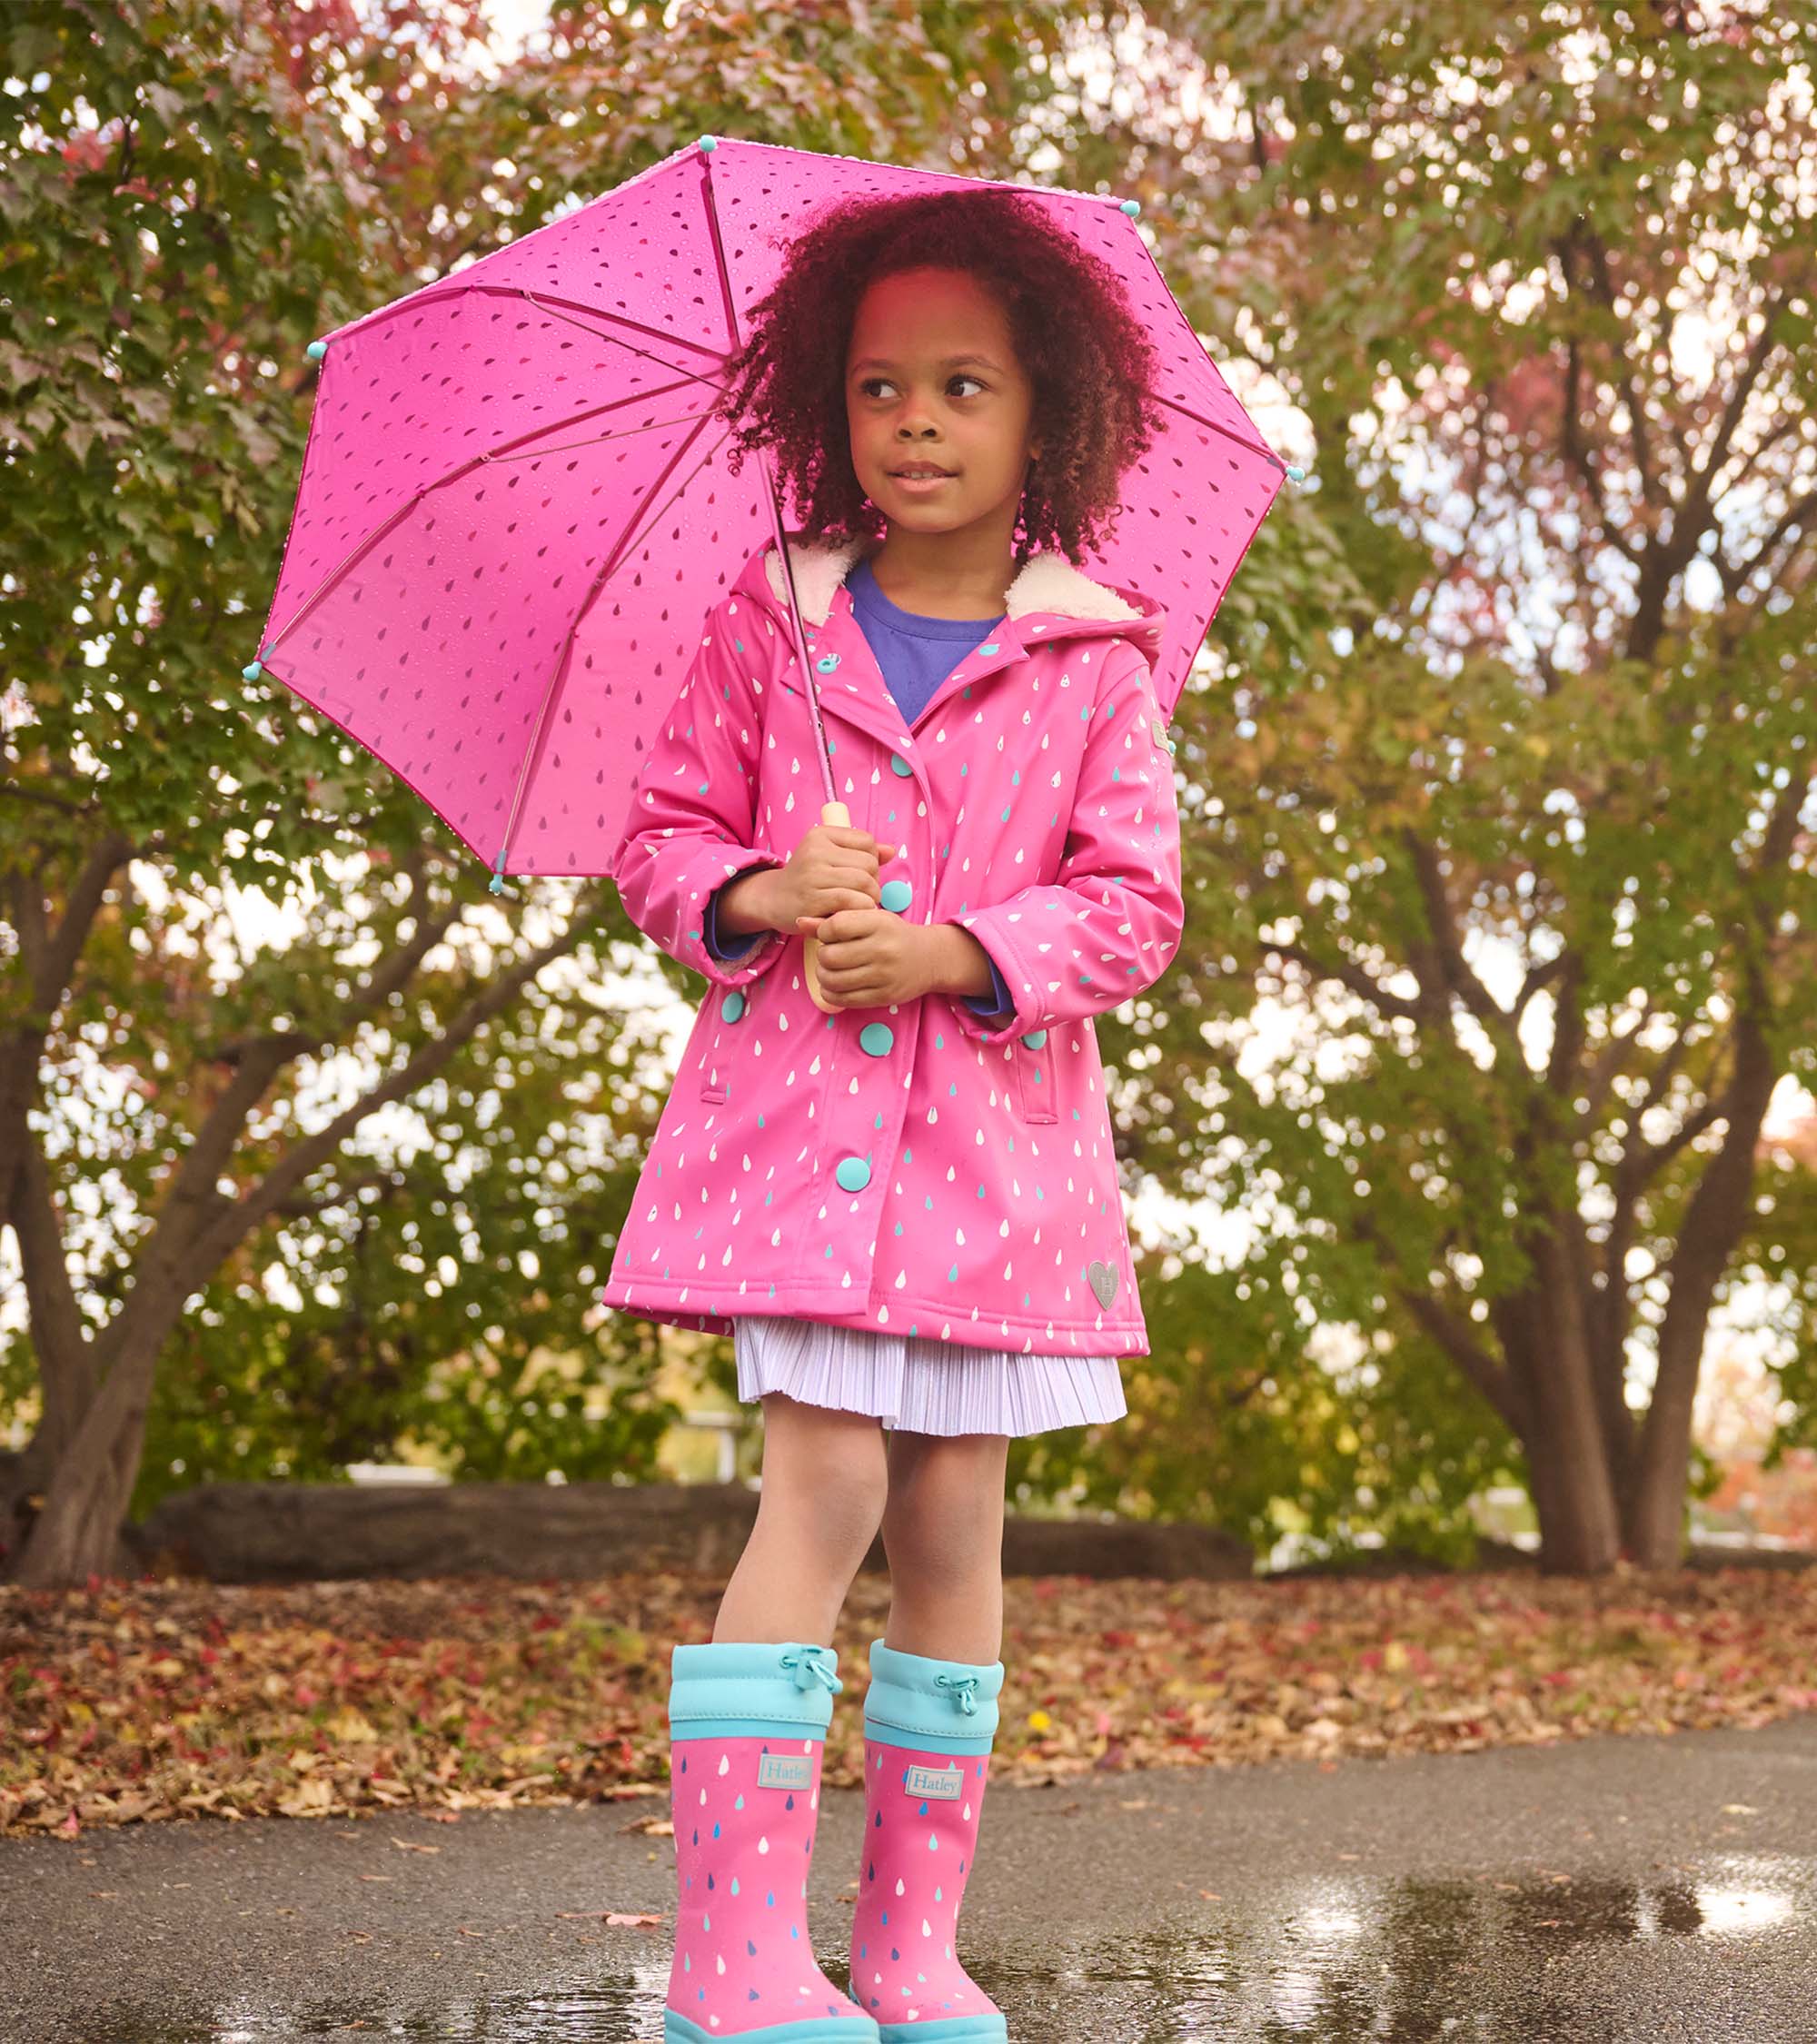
xmin=945 ymin=637 xmax=1183 ymax=1044
xmin=608 ymin=590 xmax=789 ymax=991
xmin=704 ymin=882 xmax=768 ymax=963
xmin=961 ymin=952 xmax=1016 ymax=1019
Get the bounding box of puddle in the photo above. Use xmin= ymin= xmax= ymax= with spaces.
xmin=64 ymin=1857 xmax=1813 ymax=2042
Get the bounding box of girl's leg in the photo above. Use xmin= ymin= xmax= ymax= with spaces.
xmin=849 ymin=1427 xmax=1013 ymax=2039
xmin=713 ymin=1392 xmax=889 ymax=1643
xmin=663 ymin=1394 xmax=889 ymax=2040
xmin=878 ymin=1427 xmax=1010 ymax=1662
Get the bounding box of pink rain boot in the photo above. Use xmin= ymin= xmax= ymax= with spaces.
xmin=665 ymin=1639 xmax=879 ymax=2043
xmin=848 ymin=1640 xmax=1008 ymax=2042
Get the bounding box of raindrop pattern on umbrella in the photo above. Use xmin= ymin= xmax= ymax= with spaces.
xmin=255 ymin=135 xmax=1283 ymax=886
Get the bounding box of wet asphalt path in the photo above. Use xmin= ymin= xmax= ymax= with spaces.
xmin=4 ymin=1712 xmax=1814 ymax=2042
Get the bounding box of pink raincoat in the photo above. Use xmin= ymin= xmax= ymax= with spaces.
xmin=602 ymin=531 xmax=1183 ymax=1355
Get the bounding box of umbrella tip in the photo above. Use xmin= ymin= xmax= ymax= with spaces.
xmin=242 ymin=660 xmax=263 ymax=680
xmin=1119 ymin=197 xmax=1141 ymax=216
xmin=1286 ymin=462 xmax=1306 ymax=482
xmin=306 ymin=339 xmax=327 ymax=361
xmin=489 ymin=873 xmax=505 ymax=895
xmin=698 ymin=134 xmax=718 ymax=153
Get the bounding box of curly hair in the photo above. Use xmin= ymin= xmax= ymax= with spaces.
xmin=711 ymin=184 xmax=1168 ymax=567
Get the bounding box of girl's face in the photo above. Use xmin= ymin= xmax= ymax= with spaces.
xmin=845 ymin=266 xmax=1044 ymax=542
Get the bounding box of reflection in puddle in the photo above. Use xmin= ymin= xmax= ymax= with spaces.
xmin=69 ymin=1857 xmax=1812 ymax=2042
xmin=74 ymin=1977 xmax=671 ymax=2041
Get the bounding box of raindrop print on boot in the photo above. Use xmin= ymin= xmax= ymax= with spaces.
xmin=849 ymin=1639 xmax=1008 ymax=2042
xmin=665 ymin=1640 xmax=880 ymax=2043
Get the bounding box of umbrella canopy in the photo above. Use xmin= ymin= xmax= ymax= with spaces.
xmin=250 ymin=134 xmax=1288 ymax=889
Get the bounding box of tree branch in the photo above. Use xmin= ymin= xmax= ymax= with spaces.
xmin=1266 ymin=941 xmax=1425 ymax=1023
xmin=1514 ymin=954 xmax=1572 ymax=1027
xmin=1584 ymin=232 xmax=1663 ymax=516
xmin=1577 ymin=992 xmax=1653 ymax=1121
xmin=1682 ymin=293 xmax=1785 ymax=532
xmin=174 ymin=896 xmax=600 ymax=1299
xmin=0 ymin=782 xmax=104 ymax=820
xmin=1352 ymin=1209 xmax=1524 ymax=1436
xmin=1640 ymin=994 xmax=1779 ymax=1482
xmin=21 ymin=831 xmax=136 ymax=1011
xmin=1399 ymin=829 xmax=1519 ymax=1054
xmin=1557 ymin=329 xmax=1643 ymax=568
xmin=1723 ymin=483 xmax=1817 ymax=596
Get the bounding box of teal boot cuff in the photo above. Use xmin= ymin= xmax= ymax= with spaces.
xmin=861 ymin=1639 xmax=1004 ymax=1755
xmin=669 ymin=1639 xmax=843 ymax=1742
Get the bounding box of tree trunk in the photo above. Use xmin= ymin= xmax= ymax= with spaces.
xmin=1522 ymin=1430 xmax=1623 ymax=1574
xmin=1623 ymin=1010 xmax=1778 ymax=1567
xmin=7 ymin=1320 xmax=165 ymax=1588
xmin=1519 ymin=1233 xmax=1624 ymax=1574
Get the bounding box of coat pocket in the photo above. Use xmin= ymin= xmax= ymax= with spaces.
xmin=1013 ymin=1027 xmax=1058 ymax=1124
xmin=698 ymin=985 xmax=753 ymax=1104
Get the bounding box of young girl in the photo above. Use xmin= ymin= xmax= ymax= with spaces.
xmin=604 ymin=185 xmax=1182 ymax=2044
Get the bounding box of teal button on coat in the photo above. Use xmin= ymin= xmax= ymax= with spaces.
xmin=603 ymin=532 xmax=1183 ymax=1356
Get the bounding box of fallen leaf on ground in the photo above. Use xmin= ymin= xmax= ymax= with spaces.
xmin=5 ymin=1564 xmax=1814 ymax=1836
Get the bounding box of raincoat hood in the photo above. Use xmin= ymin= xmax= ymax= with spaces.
xmin=742 ymin=530 xmax=1170 ymax=675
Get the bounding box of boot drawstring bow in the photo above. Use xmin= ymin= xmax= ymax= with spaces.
xmin=934 ymin=1671 xmax=980 ymax=1716
xmin=779 ymin=1645 xmax=842 ymax=1695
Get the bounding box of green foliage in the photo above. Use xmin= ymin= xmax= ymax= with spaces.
xmin=0 ymin=0 xmax=1107 ymax=1533
xmin=0 ymin=1 xmax=679 ymax=1514
xmin=1010 ymin=1248 xmax=1518 ymax=1566
xmin=1097 ymin=1 xmax=1817 ymax=1557
xmin=134 ymin=980 xmax=680 ymax=1509
xmin=12 ymin=0 xmax=1810 ymax=1570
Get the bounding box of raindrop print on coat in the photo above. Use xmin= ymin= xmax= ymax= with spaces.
xmin=604 ymin=532 xmax=1185 ymax=1360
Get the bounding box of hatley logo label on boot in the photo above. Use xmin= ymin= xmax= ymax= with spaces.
xmin=902 ymin=1762 xmax=964 ymax=1801
xmin=755 ymin=1752 xmax=813 ymax=1791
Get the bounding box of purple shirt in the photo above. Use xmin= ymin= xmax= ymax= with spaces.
xmin=704 ymin=556 xmax=1013 ymax=1019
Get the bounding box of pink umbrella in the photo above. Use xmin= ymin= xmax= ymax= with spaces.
xmin=246 ymin=134 xmax=1292 ymax=897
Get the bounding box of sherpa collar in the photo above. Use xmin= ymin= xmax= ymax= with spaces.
xmin=763 ymin=532 xmax=1145 ymax=630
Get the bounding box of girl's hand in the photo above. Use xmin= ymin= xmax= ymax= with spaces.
xmin=798 ymin=906 xmax=935 ymax=1008
xmin=765 ymin=823 xmax=898 ymax=928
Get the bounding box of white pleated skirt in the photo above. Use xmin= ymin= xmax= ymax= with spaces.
xmin=730 ymin=1314 xmax=1127 ymax=1438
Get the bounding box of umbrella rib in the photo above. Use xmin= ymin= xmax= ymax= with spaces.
xmin=693 ymin=141 xmax=838 ymax=817
xmin=333 ymin=280 xmax=732 ymax=374
xmin=697 ymin=145 xmax=747 ymax=382
xmin=518 ymin=290 xmax=734 ymax=397
xmin=1117 ymin=218 xmax=1286 ymax=469
xmin=1153 ymin=386 xmax=1285 ymax=466
xmin=262 ymin=372 xmax=721 ymax=659
xmin=489 ymin=412 xmax=734 ymax=881
xmin=485 ymin=410 xmax=715 ymax=463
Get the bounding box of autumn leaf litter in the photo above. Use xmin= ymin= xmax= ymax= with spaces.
xmin=5 ymin=1565 xmax=1815 ymax=1838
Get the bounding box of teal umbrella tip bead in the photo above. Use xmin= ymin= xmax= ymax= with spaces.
xmin=698 ymin=134 xmax=717 ymax=152
xmin=1286 ymin=462 xmax=1306 ymax=482
xmin=242 ymin=660 xmax=263 ymax=680
xmin=489 ymin=872 xmax=505 ymax=895
xmin=1120 ymin=197 xmax=1141 ymax=215
xmin=306 ymin=339 xmax=327 ymax=361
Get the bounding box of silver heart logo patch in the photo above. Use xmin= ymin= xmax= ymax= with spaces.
xmin=1087 ymin=1259 xmax=1118 ymax=1308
